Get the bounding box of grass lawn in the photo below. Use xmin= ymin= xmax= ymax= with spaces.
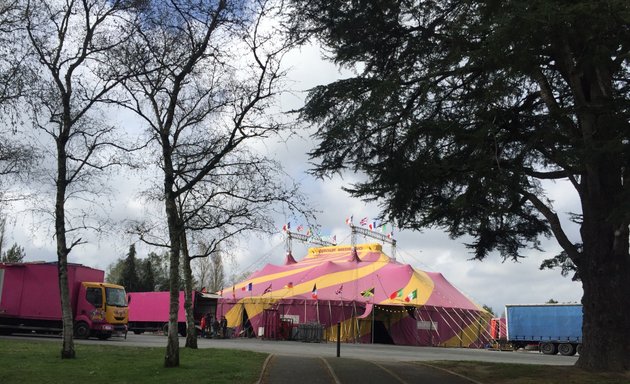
xmin=0 ymin=339 xmax=267 ymax=384
xmin=425 ymin=361 xmax=630 ymax=384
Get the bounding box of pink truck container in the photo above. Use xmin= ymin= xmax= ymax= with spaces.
xmin=127 ymin=291 xmax=218 ymax=336
xmin=0 ymin=262 xmax=128 ymax=339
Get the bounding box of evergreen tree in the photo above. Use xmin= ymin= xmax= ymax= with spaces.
xmin=105 ymin=258 xmax=125 ymax=285
xmin=292 ymin=0 xmax=630 ymax=371
xmin=1 ymin=243 xmax=25 ymax=263
xmin=138 ymin=259 xmax=156 ymax=292
xmin=121 ymin=245 xmax=139 ymax=292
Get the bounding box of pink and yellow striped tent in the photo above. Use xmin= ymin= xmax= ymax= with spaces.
xmin=217 ymin=243 xmax=491 ymax=347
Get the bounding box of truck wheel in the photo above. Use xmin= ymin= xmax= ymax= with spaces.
xmin=162 ymin=323 xmax=169 ymax=335
xmin=74 ymin=322 xmax=90 ymax=339
xmin=558 ymin=343 xmax=575 ymax=356
xmin=541 ymin=342 xmax=558 ymax=355
xmin=576 ymin=344 xmax=583 ymax=355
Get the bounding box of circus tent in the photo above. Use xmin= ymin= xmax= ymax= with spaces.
xmin=216 ymin=243 xmax=491 ymax=347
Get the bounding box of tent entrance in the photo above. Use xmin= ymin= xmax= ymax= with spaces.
xmin=241 ymin=306 xmax=254 ymax=338
xmin=372 ymin=320 xmax=394 ymax=344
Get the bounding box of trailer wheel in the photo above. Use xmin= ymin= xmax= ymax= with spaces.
xmin=162 ymin=323 xmax=169 ymax=335
xmin=74 ymin=322 xmax=90 ymax=339
xmin=541 ymin=342 xmax=558 ymax=355
xmin=558 ymin=343 xmax=576 ymax=356
xmin=576 ymin=344 xmax=583 ymax=355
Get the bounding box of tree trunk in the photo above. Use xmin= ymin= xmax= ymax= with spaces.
xmin=578 ymin=253 xmax=630 ymax=371
xmin=57 ymin=252 xmax=75 ymax=359
xmin=181 ymin=233 xmax=198 ymax=349
xmin=576 ymin=211 xmax=630 ymax=371
xmin=574 ymin=116 xmax=630 ymax=371
xmin=164 ymin=195 xmax=181 ymax=368
xmin=56 ymin=137 xmax=74 ymax=359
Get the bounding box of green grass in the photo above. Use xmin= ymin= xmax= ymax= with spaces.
xmin=0 ymin=339 xmax=267 ymax=384
xmin=425 ymin=361 xmax=630 ymax=384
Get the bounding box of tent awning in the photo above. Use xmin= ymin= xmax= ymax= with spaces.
xmin=356 ymin=303 xmax=373 ymax=319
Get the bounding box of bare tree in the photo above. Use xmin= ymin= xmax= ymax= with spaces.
xmin=192 ymin=241 xmax=227 ymax=292
xmin=117 ymin=0 xmax=300 ymax=364
xmin=22 ymin=0 xmax=138 ymax=359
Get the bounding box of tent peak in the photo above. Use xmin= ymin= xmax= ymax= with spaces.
xmin=348 ymin=246 xmax=360 ymax=262
xmin=284 ymin=251 xmax=297 ymax=265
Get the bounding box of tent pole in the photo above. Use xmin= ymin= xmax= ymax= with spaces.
xmin=328 ymin=300 xmax=333 ymax=340
xmin=353 ymin=300 xmax=358 ymax=343
xmin=371 ymin=304 xmax=375 ymax=344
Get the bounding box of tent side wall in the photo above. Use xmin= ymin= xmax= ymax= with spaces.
xmin=218 ymin=298 xmax=491 ymax=347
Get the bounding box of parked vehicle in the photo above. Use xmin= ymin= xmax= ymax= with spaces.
xmin=127 ymin=290 xmax=218 ymax=336
xmin=505 ymin=303 xmax=582 ymax=356
xmin=0 ymin=262 xmax=128 ymax=339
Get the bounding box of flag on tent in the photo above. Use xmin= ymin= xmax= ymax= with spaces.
xmin=361 ymin=287 xmax=375 ymax=297
xmin=311 ymin=284 xmax=318 ymax=299
xmin=405 ymin=289 xmax=418 ymax=302
xmin=297 ymin=224 xmax=304 ymax=232
xmin=335 ymin=284 xmax=343 ymax=295
xmin=306 ymin=228 xmax=311 ymax=236
xmin=345 ymin=215 xmax=353 ymax=225
xmin=369 ymin=221 xmax=377 ymax=231
xmin=332 ymin=235 xmax=337 ymax=244
xmin=381 ymin=223 xmax=387 ymax=233
xmin=360 ymin=217 xmax=368 ymax=226
xmin=263 ymin=284 xmax=272 ymax=295
xmin=246 ymin=282 xmax=253 ymax=292
xmin=389 ymin=288 xmax=403 ymax=300
xmin=232 ymin=285 xmax=236 ymax=299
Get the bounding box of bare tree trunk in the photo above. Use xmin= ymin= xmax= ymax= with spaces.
xmin=56 ymin=110 xmax=74 ymax=359
xmin=181 ymin=232 xmax=198 ymax=349
xmin=164 ymin=194 xmax=181 ymax=367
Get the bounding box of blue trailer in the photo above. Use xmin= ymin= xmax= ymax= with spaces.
xmin=506 ymin=303 xmax=582 ymax=356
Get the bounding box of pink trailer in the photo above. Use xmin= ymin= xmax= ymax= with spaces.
xmin=127 ymin=291 xmax=218 ymax=336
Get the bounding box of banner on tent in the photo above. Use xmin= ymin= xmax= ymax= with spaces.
xmin=281 ymin=314 xmax=299 ymax=324
xmin=417 ymin=320 xmax=438 ymax=331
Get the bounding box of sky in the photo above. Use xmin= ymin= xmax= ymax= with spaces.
xmin=4 ymin=41 xmax=584 ymax=318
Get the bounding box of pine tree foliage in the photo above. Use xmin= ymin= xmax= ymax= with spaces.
xmin=291 ymin=0 xmax=630 ymax=372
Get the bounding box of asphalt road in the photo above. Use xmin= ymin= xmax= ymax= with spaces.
xmin=2 ymin=332 xmax=577 ymax=366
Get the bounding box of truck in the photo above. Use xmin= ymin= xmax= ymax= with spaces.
xmin=0 ymin=261 xmax=128 ymax=339
xmin=505 ymin=303 xmax=582 ymax=356
xmin=127 ymin=290 xmax=218 ymax=336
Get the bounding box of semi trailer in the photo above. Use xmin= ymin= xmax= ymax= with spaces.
xmin=127 ymin=290 xmax=218 ymax=336
xmin=505 ymin=303 xmax=582 ymax=356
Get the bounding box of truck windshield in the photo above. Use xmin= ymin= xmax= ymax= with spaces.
xmin=105 ymin=287 xmax=127 ymax=307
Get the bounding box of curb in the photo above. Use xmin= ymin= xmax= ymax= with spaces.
xmin=256 ymin=353 xmax=274 ymax=384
